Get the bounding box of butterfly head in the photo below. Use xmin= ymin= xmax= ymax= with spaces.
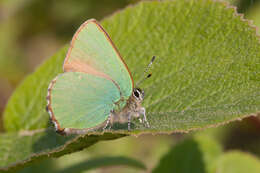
xmin=133 ymin=88 xmax=144 ymax=102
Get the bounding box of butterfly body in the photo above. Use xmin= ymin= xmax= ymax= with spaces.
xmin=104 ymin=88 xmax=148 ymax=130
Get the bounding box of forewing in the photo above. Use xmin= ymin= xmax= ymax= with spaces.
xmin=48 ymin=72 xmax=120 ymax=130
xmin=63 ymin=19 xmax=133 ymax=99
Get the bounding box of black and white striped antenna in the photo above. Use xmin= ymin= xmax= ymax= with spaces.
xmin=136 ymin=56 xmax=156 ymax=86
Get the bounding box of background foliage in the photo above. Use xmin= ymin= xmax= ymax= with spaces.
xmin=0 ymin=0 xmax=260 ymax=172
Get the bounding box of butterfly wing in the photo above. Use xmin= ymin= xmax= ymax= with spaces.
xmin=47 ymin=72 xmax=120 ymax=130
xmin=63 ymin=19 xmax=133 ymax=99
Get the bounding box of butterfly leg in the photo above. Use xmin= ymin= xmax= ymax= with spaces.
xmin=128 ymin=113 xmax=132 ymax=131
xmin=138 ymin=118 xmax=143 ymax=123
xmin=140 ymin=107 xmax=150 ymax=128
xmin=103 ymin=112 xmax=112 ymax=130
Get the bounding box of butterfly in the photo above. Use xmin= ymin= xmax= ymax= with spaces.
xmin=46 ymin=19 xmax=152 ymax=135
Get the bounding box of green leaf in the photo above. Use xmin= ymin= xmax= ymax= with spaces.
xmin=213 ymin=151 xmax=260 ymax=173
xmin=152 ymin=134 xmax=222 ymax=173
xmin=4 ymin=0 xmax=260 ymax=133
xmin=102 ymin=0 xmax=260 ymax=133
xmin=0 ymin=130 xmax=125 ymax=171
xmin=2 ymin=0 xmax=260 ymax=171
xmin=54 ymin=156 xmax=146 ymax=173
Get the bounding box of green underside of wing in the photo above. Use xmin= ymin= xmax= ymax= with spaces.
xmin=51 ymin=72 xmax=121 ymax=129
xmin=66 ymin=21 xmax=133 ymax=99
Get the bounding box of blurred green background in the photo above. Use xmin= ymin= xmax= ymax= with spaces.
xmin=0 ymin=0 xmax=260 ymax=172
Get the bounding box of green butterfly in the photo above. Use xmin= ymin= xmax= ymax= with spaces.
xmin=46 ymin=19 xmax=151 ymax=135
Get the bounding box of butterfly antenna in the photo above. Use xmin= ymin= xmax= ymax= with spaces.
xmin=136 ymin=56 xmax=156 ymax=86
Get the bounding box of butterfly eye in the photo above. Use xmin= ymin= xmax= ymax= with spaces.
xmin=133 ymin=88 xmax=144 ymax=101
xmin=134 ymin=90 xmax=140 ymax=98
